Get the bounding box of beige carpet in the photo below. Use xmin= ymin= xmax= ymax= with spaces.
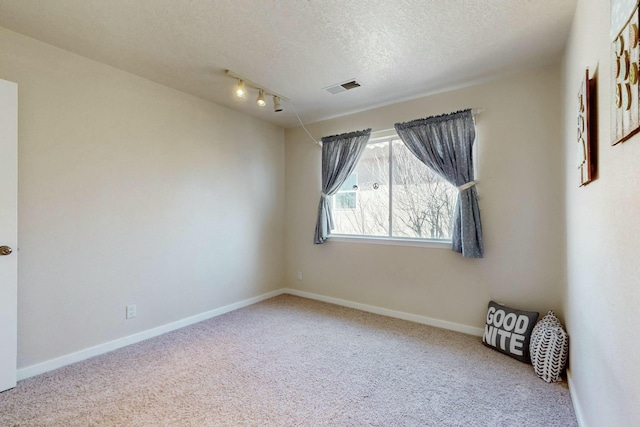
xmin=0 ymin=295 xmax=577 ymax=426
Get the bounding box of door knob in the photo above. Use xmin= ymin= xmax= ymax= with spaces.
xmin=0 ymin=246 xmax=12 ymax=256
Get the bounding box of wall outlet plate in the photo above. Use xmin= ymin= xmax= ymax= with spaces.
xmin=126 ymin=304 xmax=137 ymax=319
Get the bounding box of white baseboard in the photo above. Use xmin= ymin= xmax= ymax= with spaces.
xmin=17 ymin=287 xmax=484 ymax=382
xmin=566 ymin=368 xmax=586 ymax=427
xmin=281 ymin=288 xmax=484 ymax=337
xmin=17 ymin=289 xmax=286 ymax=381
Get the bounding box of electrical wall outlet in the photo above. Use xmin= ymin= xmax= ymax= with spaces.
xmin=126 ymin=304 xmax=137 ymax=319
xmin=297 ymin=271 xmax=303 ymax=281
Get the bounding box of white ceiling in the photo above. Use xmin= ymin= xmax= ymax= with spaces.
xmin=0 ymin=0 xmax=577 ymax=128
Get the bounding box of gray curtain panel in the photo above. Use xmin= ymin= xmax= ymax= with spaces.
xmin=314 ymin=129 xmax=371 ymax=244
xmin=395 ymin=109 xmax=483 ymax=258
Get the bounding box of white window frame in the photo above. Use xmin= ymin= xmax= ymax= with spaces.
xmin=327 ymin=234 xmax=451 ymax=249
xmin=329 ymin=131 xmax=458 ymax=247
xmin=332 ymin=172 xmax=358 ymax=211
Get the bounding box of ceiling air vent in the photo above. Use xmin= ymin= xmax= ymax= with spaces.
xmin=323 ymin=79 xmax=361 ymax=94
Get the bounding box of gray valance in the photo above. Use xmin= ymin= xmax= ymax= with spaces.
xmin=314 ymin=129 xmax=371 ymax=244
xmin=395 ymin=109 xmax=483 ymax=258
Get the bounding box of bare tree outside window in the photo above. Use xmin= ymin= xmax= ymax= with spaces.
xmin=331 ymin=138 xmax=457 ymax=240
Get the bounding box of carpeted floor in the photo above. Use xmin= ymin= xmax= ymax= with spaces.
xmin=0 ymin=294 xmax=577 ymax=426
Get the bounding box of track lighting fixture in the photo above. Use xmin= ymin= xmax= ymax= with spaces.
xmin=273 ymin=96 xmax=283 ymax=112
xmin=225 ymin=70 xmax=288 ymax=113
xmin=234 ymin=79 xmax=246 ymax=98
xmin=256 ymin=90 xmax=266 ymax=107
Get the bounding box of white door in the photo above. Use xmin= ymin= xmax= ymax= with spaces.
xmin=0 ymin=78 xmax=18 ymax=392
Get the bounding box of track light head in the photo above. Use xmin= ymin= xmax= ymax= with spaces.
xmin=273 ymin=96 xmax=283 ymax=112
xmin=235 ymin=79 xmax=246 ymax=98
xmin=225 ymin=70 xmax=289 ymax=113
xmin=256 ymin=89 xmax=267 ymax=107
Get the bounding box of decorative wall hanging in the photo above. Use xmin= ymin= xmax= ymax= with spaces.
xmin=577 ymin=69 xmax=597 ymax=186
xmin=611 ymin=1 xmax=640 ymax=145
xmin=612 ymin=0 xmax=639 ymax=40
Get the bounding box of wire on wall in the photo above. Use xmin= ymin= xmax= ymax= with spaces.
xmin=289 ymin=102 xmax=321 ymax=146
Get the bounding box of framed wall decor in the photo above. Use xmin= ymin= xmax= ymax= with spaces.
xmin=611 ymin=0 xmax=640 ymax=144
xmin=612 ymin=0 xmax=639 ymax=40
xmin=578 ymin=69 xmax=597 ymax=186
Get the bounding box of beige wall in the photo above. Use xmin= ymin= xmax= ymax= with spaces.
xmin=0 ymin=27 xmax=285 ymax=369
xmin=285 ymin=66 xmax=565 ymax=331
xmin=562 ymin=0 xmax=640 ymax=424
xmin=10 ymin=10 xmax=635 ymax=423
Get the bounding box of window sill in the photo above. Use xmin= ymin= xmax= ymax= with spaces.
xmin=327 ymin=235 xmax=451 ymax=249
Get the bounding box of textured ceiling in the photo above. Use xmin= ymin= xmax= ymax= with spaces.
xmin=0 ymin=0 xmax=577 ymax=128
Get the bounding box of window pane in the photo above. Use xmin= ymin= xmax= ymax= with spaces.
xmin=334 ymin=191 xmax=357 ymax=210
xmin=391 ymin=140 xmax=457 ymax=240
xmin=339 ymin=173 xmax=357 ymax=192
xmin=332 ymin=141 xmax=390 ymax=236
